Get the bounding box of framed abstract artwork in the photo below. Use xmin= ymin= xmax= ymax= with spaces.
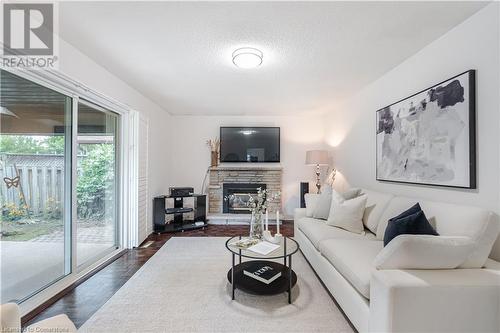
xmin=376 ymin=70 xmax=476 ymax=188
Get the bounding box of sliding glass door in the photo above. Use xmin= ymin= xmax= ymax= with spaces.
xmin=76 ymin=100 xmax=118 ymax=267
xmin=0 ymin=70 xmax=72 ymax=303
xmin=0 ymin=69 xmax=121 ymax=303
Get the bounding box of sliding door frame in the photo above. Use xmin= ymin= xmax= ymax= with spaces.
xmin=71 ymin=95 xmax=78 ymax=275
xmin=75 ymin=98 xmax=121 ymax=271
xmin=1 ymin=66 xmax=139 ymax=315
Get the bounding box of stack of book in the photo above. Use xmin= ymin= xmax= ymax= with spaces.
xmin=244 ymin=263 xmax=281 ymax=284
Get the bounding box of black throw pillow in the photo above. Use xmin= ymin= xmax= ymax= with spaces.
xmin=384 ymin=209 xmax=439 ymax=246
xmin=388 ymin=203 xmax=422 ymax=224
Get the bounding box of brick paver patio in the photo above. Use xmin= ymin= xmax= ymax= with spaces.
xmin=29 ymin=224 xmax=114 ymax=244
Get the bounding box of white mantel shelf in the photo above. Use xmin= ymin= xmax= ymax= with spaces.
xmin=207 ymin=213 xmax=282 ymax=225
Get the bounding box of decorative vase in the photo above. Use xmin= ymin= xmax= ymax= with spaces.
xmin=250 ymin=212 xmax=264 ymax=239
xmin=211 ymin=151 xmax=218 ymax=167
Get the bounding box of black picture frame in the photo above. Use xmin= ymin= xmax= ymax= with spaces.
xmin=375 ymin=70 xmax=476 ymax=189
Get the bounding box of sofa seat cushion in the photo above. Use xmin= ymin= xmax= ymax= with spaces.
xmin=319 ymin=239 xmax=383 ymax=299
xmin=297 ymin=217 xmax=375 ymax=250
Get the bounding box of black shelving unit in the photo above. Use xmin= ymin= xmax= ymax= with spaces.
xmin=153 ymin=194 xmax=207 ymax=233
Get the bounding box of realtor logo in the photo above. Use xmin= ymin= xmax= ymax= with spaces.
xmin=2 ymin=2 xmax=58 ymax=68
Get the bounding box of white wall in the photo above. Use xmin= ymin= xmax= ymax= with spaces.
xmin=324 ymin=3 xmax=500 ymax=213
xmin=58 ymin=38 xmax=172 ymax=237
xmin=55 ymin=2 xmax=499 ymax=229
xmin=168 ymin=115 xmax=328 ymax=218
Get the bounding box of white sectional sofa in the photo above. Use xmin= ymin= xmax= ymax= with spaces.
xmin=294 ymin=188 xmax=500 ymax=333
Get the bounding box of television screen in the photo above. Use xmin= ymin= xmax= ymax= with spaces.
xmin=220 ymin=127 xmax=280 ymax=162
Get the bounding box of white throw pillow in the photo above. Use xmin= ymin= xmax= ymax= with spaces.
xmin=374 ymin=235 xmax=475 ymax=270
xmin=312 ymin=185 xmax=333 ymax=220
xmin=327 ymin=188 xmax=363 ymax=218
xmin=304 ymin=193 xmax=320 ymax=217
xmin=327 ymin=194 xmax=367 ymax=234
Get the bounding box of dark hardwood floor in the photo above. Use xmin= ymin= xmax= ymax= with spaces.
xmin=23 ymin=223 xmax=294 ymax=329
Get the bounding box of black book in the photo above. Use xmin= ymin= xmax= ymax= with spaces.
xmin=243 ymin=264 xmax=281 ymax=284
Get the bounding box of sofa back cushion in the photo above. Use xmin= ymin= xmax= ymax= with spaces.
xmin=376 ymin=196 xmax=500 ymax=268
xmin=376 ymin=197 xmax=421 ymax=239
xmin=359 ymin=189 xmax=394 ymax=233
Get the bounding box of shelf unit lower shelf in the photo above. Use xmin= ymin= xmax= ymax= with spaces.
xmin=165 ymin=207 xmax=193 ymax=214
xmin=154 ymin=221 xmax=208 ymax=233
xmin=227 ymin=260 xmax=297 ymax=295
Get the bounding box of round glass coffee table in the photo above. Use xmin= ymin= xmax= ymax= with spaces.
xmin=225 ymin=236 xmax=299 ymax=304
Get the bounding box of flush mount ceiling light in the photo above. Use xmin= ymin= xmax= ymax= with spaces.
xmin=232 ymin=47 xmax=263 ymax=69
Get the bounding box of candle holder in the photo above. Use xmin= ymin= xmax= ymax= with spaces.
xmin=262 ymin=230 xmax=283 ymax=244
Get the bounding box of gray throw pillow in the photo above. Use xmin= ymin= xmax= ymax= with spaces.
xmin=312 ymin=185 xmax=333 ymax=220
xmin=342 ymin=188 xmax=362 ymax=200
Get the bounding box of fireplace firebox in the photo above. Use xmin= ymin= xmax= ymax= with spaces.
xmin=223 ymin=183 xmax=267 ymax=214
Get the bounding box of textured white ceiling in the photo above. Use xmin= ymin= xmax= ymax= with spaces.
xmin=59 ymin=1 xmax=487 ymax=116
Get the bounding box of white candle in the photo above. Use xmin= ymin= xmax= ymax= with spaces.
xmin=276 ymin=211 xmax=280 ymax=234
xmin=265 ymin=210 xmax=269 ymax=231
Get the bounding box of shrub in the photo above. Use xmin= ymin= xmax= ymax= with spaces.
xmin=76 ymin=144 xmax=115 ymax=221
xmin=2 ymin=202 xmax=28 ymax=221
xmin=45 ymin=197 xmax=62 ymax=219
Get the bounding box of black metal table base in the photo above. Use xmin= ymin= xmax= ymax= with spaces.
xmin=227 ymin=260 xmax=297 ymax=303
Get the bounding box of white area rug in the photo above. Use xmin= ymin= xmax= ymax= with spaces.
xmin=80 ymin=237 xmax=353 ymax=333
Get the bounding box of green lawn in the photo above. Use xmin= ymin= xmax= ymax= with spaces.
xmin=0 ymin=218 xmax=63 ymax=241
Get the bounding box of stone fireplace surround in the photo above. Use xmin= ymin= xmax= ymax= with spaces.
xmin=208 ymin=166 xmax=282 ymax=218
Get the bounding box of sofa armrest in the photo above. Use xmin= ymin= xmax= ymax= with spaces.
xmin=369 ymin=268 xmax=500 ymax=333
xmin=27 ymin=314 xmax=77 ymax=333
xmin=1 ymin=303 xmax=21 ymax=332
xmin=294 ymin=208 xmax=307 ymax=221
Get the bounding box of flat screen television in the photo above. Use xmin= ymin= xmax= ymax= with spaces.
xmin=220 ymin=127 xmax=280 ymax=163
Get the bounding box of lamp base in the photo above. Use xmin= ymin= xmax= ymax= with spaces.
xmin=316 ymin=164 xmax=321 ymax=193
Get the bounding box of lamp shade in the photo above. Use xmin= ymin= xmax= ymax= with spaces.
xmin=305 ymin=150 xmax=329 ymax=165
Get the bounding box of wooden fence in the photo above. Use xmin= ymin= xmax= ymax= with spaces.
xmin=0 ymin=154 xmax=64 ymax=216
